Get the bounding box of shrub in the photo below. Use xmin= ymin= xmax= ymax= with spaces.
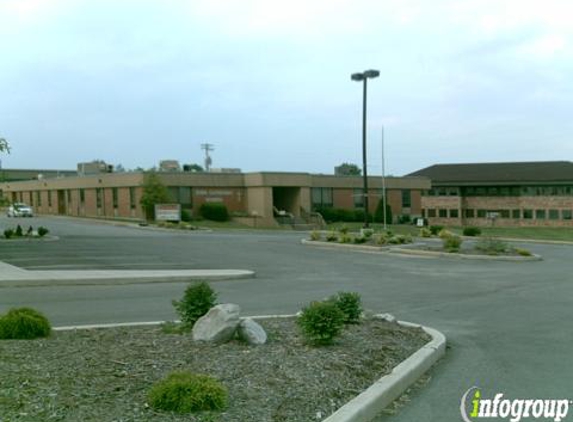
xmin=0 ymin=308 xmax=51 ymax=340
xmin=374 ymin=199 xmax=393 ymax=224
xmin=309 ymin=230 xmax=321 ymax=241
xmin=325 ymin=231 xmax=338 ymax=242
xmin=15 ymin=225 xmax=23 ymax=237
xmin=360 ymin=228 xmax=374 ymax=239
xmin=199 ymin=203 xmax=229 ymax=222
xmin=148 ymin=372 xmax=228 ymax=413
xmin=515 ymin=247 xmax=533 ymax=257
xmin=353 ymin=236 xmax=367 ymax=244
xmin=419 ymin=227 xmax=432 ymax=238
xmin=172 ymin=282 xmax=218 ymax=328
xmin=339 ymin=233 xmax=353 ymax=244
xmin=329 ymin=292 xmax=362 ymax=324
xmin=463 ymin=227 xmax=482 ymax=237
xmin=297 ymin=301 xmax=345 ymax=345
xmin=26 ymin=226 xmax=33 ymax=236
xmin=375 ymin=234 xmax=388 ymax=245
xmin=181 ymin=209 xmax=192 ymax=222
xmin=443 ymin=234 xmax=463 ymax=252
xmin=429 ymin=225 xmax=444 ymax=236
xmin=397 ymin=214 xmax=411 ymax=224
xmin=475 ymin=237 xmax=508 ymax=255
xmin=438 ymin=229 xmax=454 ymax=239
xmin=338 ymin=225 xmax=349 ymax=235
xmin=4 ymin=229 xmax=14 ymax=239
xmin=387 ymin=234 xmax=411 ymax=245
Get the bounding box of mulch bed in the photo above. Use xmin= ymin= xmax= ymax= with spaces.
xmin=0 ymin=318 xmax=430 ymax=422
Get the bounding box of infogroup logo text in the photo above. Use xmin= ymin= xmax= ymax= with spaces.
xmin=461 ymin=387 xmax=571 ymax=422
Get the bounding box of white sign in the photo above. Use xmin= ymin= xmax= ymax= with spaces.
xmin=155 ymin=203 xmax=181 ymax=221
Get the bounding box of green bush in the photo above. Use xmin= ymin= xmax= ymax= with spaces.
xmin=172 ymin=282 xmax=218 ymax=328
xmin=15 ymin=225 xmax=23 ymax=237
xmin=325 ymin=231 xmax=338 ymax=242
xmin=475 ymin=238 xmax=508 ymax=255
xmin=419 ymin=227 xmax=432 ymax=238
xmin=361 ymin=228 xmax=374 ymax=239
xmin=199 ymin=203 xmax=229 ymax=222
xmin=353 ymin=236 xmax=367 ymax=244
xmin=148 ymin=372 xmax=228 ymax=413
xmin=387 ymin=234 xmax=411 ymax=245
xmin=37 ymin=227 xmax=49 ymax=237
xmin=338 ymin=225 xmax=349 ymax=235
xmin=315 ymin=207 xmax=373 ymax=223
xmin=375 ymin=234 xmax=388 ymax=245
xmin=309 ymin=230 xmax=321 ymax=241
xmin=397 ymin=214 xmax=411 ymax=224
xmin=429 ymin=225 xmax=444 ymax=236
xmin=443 ymin=234 xmax=463 ymax=252
xmin=374 ymin=199 xmax=393 ymax=224
xmin=515 ymin=247 xmax=533 ymax=257
xmin=339 ymin=234 xmax=353 ymax=244
xmin=4 ymin=229 xmax=14 ymax=239
xmin=0 ymin=308 xmax=51 ymax=340
xmin=462 ymin=227 xmax=482 ymax=237
xmin=297 ymin=301 xmax=345 ymax=346
xmin=181 ymin=209 xmax=192 ymax=222
xmin=329 ymin=292 xmax=362 ymax=324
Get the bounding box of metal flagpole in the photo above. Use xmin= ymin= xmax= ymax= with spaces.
xmin=381 ymin=126 xmax=387 ymax=231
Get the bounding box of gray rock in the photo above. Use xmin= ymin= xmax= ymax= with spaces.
xmin=377 ymin=313 xmax=397 ymax=323
xmin=192 ymin=304 xmax=241 ymax=343
xmin=238 ymin=318 xmax=267 ymax=345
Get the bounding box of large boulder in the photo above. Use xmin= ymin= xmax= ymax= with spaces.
xmin=237 ymin=318 xmax=267 ymax=345
xmin=192 ymin=304 xmax=241 ymax=343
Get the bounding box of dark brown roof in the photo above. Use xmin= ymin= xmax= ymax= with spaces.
xmin=407 ymin=161 xmax=573 ymax=184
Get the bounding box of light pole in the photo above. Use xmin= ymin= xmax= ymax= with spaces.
xmin=351 ymin=69 xmax=379 ymax=228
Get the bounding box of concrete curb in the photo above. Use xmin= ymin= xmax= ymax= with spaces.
xmin=388 ymin=247 xmax=542 ymax=261
xmin=302 ymin=239 xmax=542 ymax=261
xmin=52 ymin=313 xmax=446 ymax=422
xmin=0 ymin=261 xmax=255 ymax=288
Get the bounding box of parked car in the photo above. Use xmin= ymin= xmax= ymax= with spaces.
xmin=6 ymin=203 xmax=34 ymax=217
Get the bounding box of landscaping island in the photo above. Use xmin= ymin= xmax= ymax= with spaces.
xmin=0 ymin=317 xmax=429 ymax=422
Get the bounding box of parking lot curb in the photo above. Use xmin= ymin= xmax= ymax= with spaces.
xmin=53 ymin=314 xmax=445 ymax=422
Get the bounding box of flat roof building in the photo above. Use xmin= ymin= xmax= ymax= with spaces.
xmin=409 ymin=161 xmax=573 ymax=227
xmin=0 ymin=171 xmax=430 ymax=228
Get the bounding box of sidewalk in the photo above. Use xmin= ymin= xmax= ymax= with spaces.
xmin=0 ymin=261 xmax=255 ymax=288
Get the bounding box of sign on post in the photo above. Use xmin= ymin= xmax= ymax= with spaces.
xmin=155 ymin=204 xmax=181 ymax=222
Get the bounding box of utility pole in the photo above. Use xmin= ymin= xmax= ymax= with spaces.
xmin=201 ymin=143 xmax=214 ymax=172
xmin=381 ymin=126 xmax=388 ymax=231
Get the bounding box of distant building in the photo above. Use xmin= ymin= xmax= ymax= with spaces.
xmin=159 ymin=160 xmax=181 ymax=172
xmin=409 ymin=161 xmax=573 ymax=227
xmin=0 ymin=168 xmax=75 ymax=182
xmin=78 ymin=160 xmax=113 ymax=175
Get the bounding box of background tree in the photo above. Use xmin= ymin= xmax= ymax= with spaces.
xmin=0 ymin=138 xmax=10 ymax=153
xmin=335 ymin=162 xmax=361 ymax=176
xmin=140 ymin=172 xmax=170 ymax=220
xmin=183 ymin=163 xmax=204 ymax=172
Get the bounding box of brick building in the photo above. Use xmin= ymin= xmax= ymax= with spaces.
xmin=408 ymin=161 xmax=573 ymax=227
xmin=0 ymin=171 xmax=429 ymax=227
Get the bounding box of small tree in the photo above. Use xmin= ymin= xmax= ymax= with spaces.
xmin=335 ymin=163 xmax=361 ymax=176
xmin=0 ymin=138 xmax=10 ymax=154
xmin=374 ymin=198 xmax=393 ymax=224
xmin=140 ymin=172 xmax=170 ymax=220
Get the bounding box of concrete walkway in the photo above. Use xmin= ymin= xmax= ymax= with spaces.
xmin=0 ymin=261 xmax=255 ymax=287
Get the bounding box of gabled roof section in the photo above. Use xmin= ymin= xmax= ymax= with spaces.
xmin=407 ymin=161 xmax=573 ymax=184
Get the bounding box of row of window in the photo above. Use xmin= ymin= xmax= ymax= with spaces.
xmin=424 ymin=208 xmax=573 ymax=220
xmin=424 ymin=186 xmax=573 ymax=197
xmin=14 ymin=188 xmax=138 ymax=210
xmin=311 ymin=188 xmax=412 ymax=210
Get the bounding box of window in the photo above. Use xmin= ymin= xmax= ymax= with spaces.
xmin=563 ymin=210 xmax=572 ymax=220
xmin=464 ymin=209 xmax=475 ymax=218
xmin=36 ymin=191 xmax=41 ymax=206
xmin=67 ymin=190 xmax=72 ymax=204
xmin=80 ymin=189 xmax=85 ymax=204
xmin=112 ymin=188 xmax=119 ymax=209
xmin=48 ymin=191 xmax=52 ymax=207
xmin=179 ymin=187 xmax=192 ymax=207
xmin=500 ymin=210 xmax=510 ymax=218
xmin=487 ymin=187 xmax=498 ymax=196
xmin=438 ymin=209 xmax=447 ymax=218
xmin=353 ymin=189 xmax=364 ymax=208
xmin=428 ymin=209 xmax=436 ymax=218
xmin=129 ymin=187 xmax=137 ymax=209
xmin=448 ymin=188 xmax=458 ymax=196
xmin=549 ymin=210 xmax=559 ymax=220
xmin=401 ymin=190 xmax=411 ymax=208
xmin=449 ymin=209 xmax=459 ymax=218
xmin=438 ymin=188 xmax=447 ymax=196
xmin=535 ymin=209 xmax=546 ymax=219
xmin=311 ymin=188 xmax=334 ymax=210
xmin=96 ymin=188 xmax=103 ymax=208
xmin=512 ymin=209 xmax=520 ymax=219
xmin=523 ymin=209 xmax=533 ymax=219
xmin=477 ymin=209 xmax=486 ymax=218
xmin=29 ymin=192 xmax=34 ymax=206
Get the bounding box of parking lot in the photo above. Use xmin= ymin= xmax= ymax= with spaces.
xmin=1 ymin=215 xmax=572 ymax=421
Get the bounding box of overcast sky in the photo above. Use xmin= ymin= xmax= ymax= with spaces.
xmin=1 ymin=0 xmax=572 ymax=175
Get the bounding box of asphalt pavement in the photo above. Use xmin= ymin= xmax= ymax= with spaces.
xmin=1 ymin=215 xmax=572 ymax=421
